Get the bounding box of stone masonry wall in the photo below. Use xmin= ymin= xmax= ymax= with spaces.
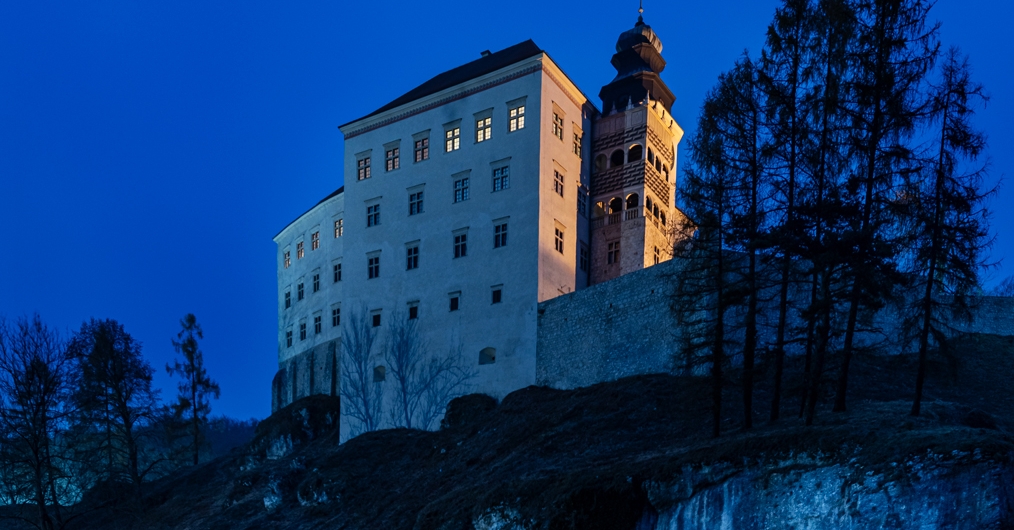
xmin=272 ymin=338 xmax=340 ymax=412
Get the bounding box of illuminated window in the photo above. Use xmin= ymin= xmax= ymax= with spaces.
xmin=357 ymin=157 xmax=371 ymax=180
xmin=476 ymin=116 xmax=491 ymax=143
xmin=333 ymin=262 xmax=342 ymax=282
xmin=297 ymin=241 xmax=304 ymax=259
xmin=409 ymin=191 xmax=423 ymax=215
xmin=454 ymin=233 xmax=467 ymax=258
xmin=414 ymin=137 xmax=429 ymax=162
xmin=385 ymin=147 xmax=400 ymax=171
xmin=332 ymin=306 xmax=340 ymax=327
xmin=509 ymin=105 xmax=525 ymax=131
xmin=311 ymin=231 xmax=319 ymax=250
xmin=283 ymin=250 xmax=290 ymax=268
xmin=492 ymin=166 xmax=509 ymax=191
xmin=286 ymin=329 xmax=292 ymax=347
xmin=445 ymin=128 xmax=460 ymax=152
xmin=454 ymin=178 xmax=470 ymax=203
xmin=406 ymin=245 xmax=419 ymax=270
xmin=312 ymin=273 xmax=320 ymax=293
xmin=367 ymin=204 xmax=380 ymax=227
xmin=314 ymin=315 xmax=322 ymax=334
xmin=368 ymin=255 xmax=380 ymax=279
xmin=608 ymin=241 xmax=620 ymax=264
xmin=494 ymin=223 xmax=507 ymax=248
xmin=552 ymin=113 xmax=563 ymax=140
xmin=573 ymin=131 xmax=582 ymax=158
xmin=334 ymin=218 xmax=343 ymax=237
xmin=553 ymin=171 xmax=564 ymax=197
xmin=297 ymin=283 xmax=304 ymax=301
xmin=554 ymin=228 xmax=564 ymax=254
xmin=284 ymin=291 xmax=291 ymax=309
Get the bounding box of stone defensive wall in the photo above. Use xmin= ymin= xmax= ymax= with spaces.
xmin=272 ymin=338 xmax=340 ymax=411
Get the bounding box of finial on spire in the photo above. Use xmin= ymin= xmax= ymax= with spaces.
xmin=637 ymin=0 xmax=644 ymax=25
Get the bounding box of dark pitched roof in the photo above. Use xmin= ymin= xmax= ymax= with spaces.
xmin=341 ymin=40 xmax=544 ymax=128
xmin=274 ymin=186 xmax=344 ymax=240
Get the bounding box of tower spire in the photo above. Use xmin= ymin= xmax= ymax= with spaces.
xmin=637 ymin=0 xmax=644 ymax=25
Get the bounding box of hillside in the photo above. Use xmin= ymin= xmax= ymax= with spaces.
xmin=19 ymin=333 xmax=1014 ymax=529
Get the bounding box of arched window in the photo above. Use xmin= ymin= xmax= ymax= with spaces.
xmin=625 ymin=193 xmax=639 ymax=210
xmin=594 ymin=154 xmax=607 ymax=173
xmin=609 ymin=197 xmax=623 ymax=214
xmin=646 ymin=197 xmax=654 ymax=212
xmin=610 ymin=149 xmax=625 ymax=168
xmin=653 ymin=204 xmax=660 ymax=218
xmin=660 ymin=212 xmax=667 ymax=226
xmin=594 ymin=201 xmax=607 ymax=217
xmin=655 ymin=158 xmax=662 ymax=172
xmin=647 ymin=148 xmax=655 ymax=165
xmin=373 ymin=365 xmax=386 ymax=382
xmin=663 ymin=164 xmax=669 ymax=181
xmin=627 ymin=144 xmax=643 ymax=163
xmin=479 ymin=347 xmax=496 ymax=365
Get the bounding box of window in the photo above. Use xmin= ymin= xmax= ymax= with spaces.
xmin=578 ymin=188 xmax=588 ymax=217
xmin=409 ymin=191 xmax=423 ymax=215
xmin=608 ymin=241 xmax=620 ymax=264
xmin=573 ymin=132 xmax=582 ymax=158
xmin=552 ymin=112 xmax=564 ymax=140
xmin=509 ymin=105 xmax=525 ymax=131
xmin=492 ymin=166 xmax=509 ymax=191
xmin=454 ymin=178 xmax=470 ymax=203
xmin=297 ymin=282 xmax=304 ymax=301
xmin=553 ymin=171 xmax=564 ymax=197
xmin=357 ymin=157 xmax=371 ymax=180
xmin=628 ymin=144 xmax=643 ymax=163
xmin=334 ymin=218 xmax=343 ymax=237
xmin=312 ymin=273 xmax=320 ymax=293
xmin=299 ymin=322 xmax=307 ymax=341
xmin=594 ymin=154 xmax=607 ymax=173
xmin=414 ymin=137 xmax=429 ymax=162
xmin=372 ymin=312 xmax=381 ymax=328
xmin=494 ymin=223 xmax=508 ymax=248
xmin=408 ymin=304 xmax=419 ymax=320
xmin=297 ymin=241 xmax=304 ymax=259
xmin=284 ymin=291 xmax=291 ymax=309
xmin=610 ymin=149 xmax=625 ymax=167
xmin=580 ymin=243 xmax=589 ymax=272
xmin=476 ymin=116 xmax=491 ymax=142
xmin=554 ymin=228 xmax=564 ymax=254
xmin=332 ymin=306 xmax=341 ymax=327
xmin=314 ymin=315 xmax=322 ymax=334
xmin=368 ymin=255 xmax=380 ymax=279
xmin=654 ymin=246 xmax=660 ymax=265
xmin=491 ymin=286 xmax=502 ymax=304
xmin=406 ymin=245 xmax=419 ymax=270
xmin=311 ymin=231 xmax=320 ymax=251
xmin=479 ymin=347 xmax=496 ymax=365
xmin=445 ymin=127 xmax=460 ymax=152
xmin=333 ymin=262 xmax=342 ymax=282
xmin=454 ymin=233 xmax=467 ymax=258
xmin=283 ymin=250 xmax=290 ymax=268
xmin=449 ymin=293 xmax=460 ymax=311
xmin=286 ymin=329 xmax=293 ymax=347
xmin=373 ymin=365 xmax=385 ymax=381
xmin=367 ymin=204 xmax=380 ymax=227
xmin=385 ymin=147 xmax=400 ymax=171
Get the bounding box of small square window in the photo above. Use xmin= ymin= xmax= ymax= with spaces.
xmin=409 ymin=191 xmax=424 ymax=215
xmin=406 ymin=245 xmax=419 ymax=270
xmin=332 ymin=306 xmax=341 ymax=327
xmin=449 ymin=295 xmax=459 ymax=311
xmin=314 ymin=315 xmax=322 ymax=334
xmin=372 ymin=313 xmax=381 ymax=328
xmin=367 ymin=204 xmax=380 ymax=227
xmin=357 ymin=157 xmax=371 ymax=180
xmin=284 ymin=291 xmax=291 ymax=309
xmin=552 ymin=112 xmax=564 ymax=140
xmin=492 ymin=166 xmax=509 ymax=191
xmin=368 ymin=256 xmax=380 ymax=279
xmin=283 ymin=250 xmax=290 ymax=268
xmin=311 ymin=231 xmax=320 ymax=250
xmin=297 ymin=283 xmax=304 ymax=301
xmin=408 ymin=304 xmax=419 ymax=320
xmin=445 ymin=128 xmax=460 ymax=152
xmin=491 ymin=287 xmax=502 ymax=304
xmin=334 ymin=262 xmax=342 ymax=282
xmin=312 ymin=273 xmax=320 ymax=293
xmin=414 ymin=137 xmax=429 ymax=162
xmin=554 ymin=228 xmax=564 ymax=254
xmin=454 ymin=178 xmax=470 ymax=203
xmin=335 ymin=218 xmax=344 ymax=238
xmin=476 ymin=116 xmax=491 ymax=143
xmin=286 ymin=329 xmax=293 ymax=347
xmin=297 ymin=241 xmax=304 ymax=259
xmin=494 ymin=223 xmax=507 ymax=248
xmin=299 ymin=322 xmax=307 ymax=341
xmin=509 ymin=105 xmax=525 ymax=131
xmin=454 ymin=233 xmax=467 ymax=258
xmin=385 ymin=147 xmax=400 ymax=171
xmin=553 ymin=171 xmax=564 ymax=197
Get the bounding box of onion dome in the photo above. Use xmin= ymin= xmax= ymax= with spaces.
xmin=616 ymin=16 xmax=663 ymax=55
xmin=599 ymin=13 xmax=675 ymax=114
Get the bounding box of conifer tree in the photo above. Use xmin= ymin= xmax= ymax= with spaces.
xmin=166 ymin=314 xmax=219 ymax=466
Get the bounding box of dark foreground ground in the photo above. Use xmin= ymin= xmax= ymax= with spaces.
xmin=5 ymin=333 xmax=1014 ymax=529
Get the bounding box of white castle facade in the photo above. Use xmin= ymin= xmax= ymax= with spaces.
xmin=272 ymin=17 xmax=687 ymax=439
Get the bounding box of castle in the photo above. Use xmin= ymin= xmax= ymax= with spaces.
xmin=271 ymin=14 xmax=686 ymax=437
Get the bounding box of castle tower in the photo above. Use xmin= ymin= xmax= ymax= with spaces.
xmin=589 ymin=14 xmax=684 ymax=285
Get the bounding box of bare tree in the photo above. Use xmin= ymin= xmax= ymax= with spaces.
xmin=340 ymin=307 xmax=382 ymax=438
xmin=166 ymin=314 xmax=219 ymax=466
xmin=385 ymin=317 xmax=475 ymax=431
xmin=0 ymin=315 xmax=74 ymax=530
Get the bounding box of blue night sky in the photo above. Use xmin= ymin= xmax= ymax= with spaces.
xmin=1 ymin=1 xmax=1011 ymax=420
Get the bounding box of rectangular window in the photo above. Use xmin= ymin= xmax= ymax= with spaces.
xmin=406 ymin=245 xmax=419 ymax=270
xmin=283 ymin=250 xmax=290 ymax=268
xmin=492 ymin=166 xmax=509 ymax=191
xmin=554 ymin=228 xmax=564 ymax=254
xmin=311 ymin=231 xmax=320 ymax=250
xmin=580 ymin=243 xmax=589 ymax=272
xmin=491 ymin=286 xmax=502 ymax=304
xmin=573 ymin=131 xmax=582 ymax=158
xmin=286 ymin=329 xmax=293 ymax=347
xmin=297 ymin=282 xmax=304 ymax=301
xmin=314 ymin=315 xmax=322 ymax=334
xmin=509 ymin=105 xmax=525 ymax=131
xmin=385 ymin=147 xmax=400 ymax=171
xmin=312 ymin=273 xmax=320 ymax=293
xmin=409 ymin=191 xmax=423 ymax=215
xmin=608 ymin=241 xmax=621 ymax=264
xmin=476 ymin=116 xmax=491 ymax=143
xmin=445 ymin=128 xmax=460 ymax=152
xmin=367 ymin=204 xmax=380 ymax=227
xmin=494 ymin=222 xmax=507 ymax=248
xmin=654 ymin=246 xmax=660 ymax=265
xmin=332 ymin=306 xmax=341 ymax=327
xmin=284 ymin=291 xmax=291 ymax=309
xmin=449 ymin=294 xmax=460 ymax=312
xmin=454 ymin=233 xmax=467 ymax=258
xmin=578 ymin=188 xmax=588 ymax=217
xmin=414 ymin=137 xmax=429 ymax=162
xmin=552 ymin=112 xmax=564 ymax=140
xmin=335 ymin=218 xmax=343 ymax=238
xmin=371 ymin=312 xmax=381 ymax=328
xmin=333 ymin=262 xmax=342 ymax=282
xmin=454 ymin=178 xmax=470 ymax=203
xmin=357 ymin=157 xmax=371 ymax=180
xmin=408 ymin=304 xmax=418 ymax=320
xmin=299 ymin=322 xmax=307 ymax=341
xmin=368 ymin=256 xmax=380 ymax=279
xmin=297 ymin=241 xmax=304 ymax=259
xmin=553 ymin=171 xmax=564 ymax=197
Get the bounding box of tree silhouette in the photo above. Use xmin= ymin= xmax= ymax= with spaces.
xmin=166 ymin=314 xmax=219 ymax=466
